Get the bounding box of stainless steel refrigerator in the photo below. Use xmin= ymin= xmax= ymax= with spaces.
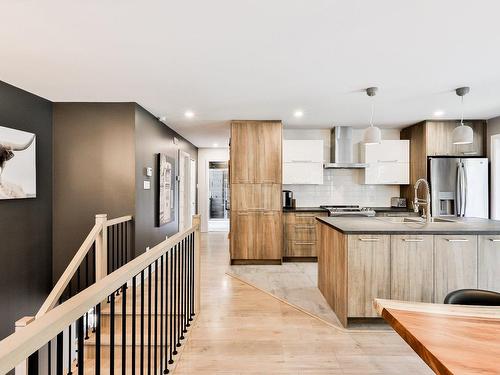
xmin=429 ymin=157 xmax=489 ymax=218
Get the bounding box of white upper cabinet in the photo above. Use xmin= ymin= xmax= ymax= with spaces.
xmin=360 ymin=140 xmax=410 ymax=185
xmin=283 ymin=140 xmax=323 ymax=184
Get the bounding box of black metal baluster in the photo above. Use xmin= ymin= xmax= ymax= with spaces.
xmin=57 ymin=332 xmax=63 ymax=375
xmin=179 ymin=240 xmax=184 ymax=339
xmin=48 ymin=340 xmax=52 ymax=375
xmin=92 ymin=244 xmax=96 ymax=285
xmin=85 ymin=251 xmax=89 ymax=288
xmin=95 ymin=303 xmax=101 ymax=375
xmin=110 ymin=293 xmax=115 ymax=375
xmin=154 ymin=259 xmax=158 ymax=375
xmin=67 ymin=324 xmax=72 ymax=375
xmin=77 ymin=317 xmax=84 ymax=375
xmin=183 ymin=239 xmax=188 ymax=334
xmin=27 ymin=351 xmax=39 ymax=375
xmin=192 ymin=233 xmax=195 ymax=317
xmin=125 ymin=222 xmax=129 ymax=264
xmin=177 ymin=242 xmax=182 ymax=347
xmin=148 ymin=264 xmax=152 ymax=375
xmin=107 ymin=227 xmax=111 ymax=275
xmin=132 ymin=276 xmax=137 ymax=375
xmin=164 ymin=251 xmax=169 ymax=374
xmin=172 ymin=244 xmax=178 ymax=355
xmin=160 ymin=255 xmax=164 ymax=374
xmin=168 ymin=247 xmax=174 ymax=365
xmin=186 ymin=235 xmax=191 ymax=328
xmin=140 ymin=270 xmax=145 ymax=375
xmin=122 ymin=282 xmax=127 ymax=375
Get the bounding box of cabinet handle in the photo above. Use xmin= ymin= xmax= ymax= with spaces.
xmin=445 ymin=239 xmax=469 ymax=242
xmin=462 ymin=151 xmax=478 ymax=155
xmin=359 ymin=238 xmax=380 ymax=242
xmin=403 ymin=238 xmax=424 ymax=242
xmin=295 ymin=225 xmax=315 ymax=229
xmin=291 ymin=160 xmax=313 ymax=163
xmin=377 ymin=159 xmax=398 ymax=163
xmin=294 ymin=241 xmax=315 ymax=245
xmin=489 ymin=239 xmax=500 ymax=242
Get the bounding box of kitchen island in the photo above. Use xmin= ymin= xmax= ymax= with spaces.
xmin=316 ymin=216 xmax=500 ymax=327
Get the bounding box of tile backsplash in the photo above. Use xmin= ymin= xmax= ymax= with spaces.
xmin=283 ymin=168 xmax=400 ymax=207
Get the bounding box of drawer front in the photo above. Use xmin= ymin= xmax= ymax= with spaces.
xmin=285 ymin=240 xmax=317 ymax=257
xmin=284 ymin=224 xmax=316 ymax=241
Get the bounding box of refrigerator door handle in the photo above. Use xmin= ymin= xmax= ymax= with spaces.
xmin=456 ymin=162 xmax=465 ymax=217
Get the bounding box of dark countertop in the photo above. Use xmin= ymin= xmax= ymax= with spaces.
xmin=282 ymin=206 xmax=329 ymax=213
xmin=371 ymin=207 xmax=412 ymax=213
xmin=316 ymin=216 xmax=500 ymax=235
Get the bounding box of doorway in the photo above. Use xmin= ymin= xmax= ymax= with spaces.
xmin=208 ymin=161 xmax=229 ymax=231
xmin=492 ymin=135 xmax=500 ymax=219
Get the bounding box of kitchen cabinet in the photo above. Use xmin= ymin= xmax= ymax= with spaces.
xmin=390 ymin=235 xmax=434 ymax=302
xmin=347 ymin=235 xmax=391 ymax=317
xmin=283 ymin=140 xmax=323 ymax=185
xmin=478 ymin=235 xmax=500 ymax=292
xmin=231 ymin=211 xmax=282 ymax=260
xmin=426 ymin=121 xmax=486 ymax=157
xmin=360 ymin=140 xmax=409 ymax=185
xmin=400 ymin=120 xmax=487 ymax=205
xmin=434 ymin=235 xmax=478 ymax=303
xmin=283 ymin=211 xmax=328 ymax=259
xmin=230 ymin=120 xmax=282 ymax=184
xmin=229 ymin=120 xmax=282 ymax=264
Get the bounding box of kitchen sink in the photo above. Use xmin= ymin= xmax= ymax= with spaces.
xmin=377 ymin=217 xmax=457 ymax=224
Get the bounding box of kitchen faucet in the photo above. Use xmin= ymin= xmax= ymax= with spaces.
xmin=414 ymin=178 xmax=432 ymax=223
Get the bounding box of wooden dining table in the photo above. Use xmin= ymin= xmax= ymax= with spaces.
xmin=374 ymin=299 xmax=500 ymax=375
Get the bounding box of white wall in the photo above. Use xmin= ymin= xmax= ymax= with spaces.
xmin=488 ymin=117 xmax=500 ymax=219
xmin=283 ymin=128 xmax=401 ymax=207
xmin=197 ymin=148 xmax=229 ymax=232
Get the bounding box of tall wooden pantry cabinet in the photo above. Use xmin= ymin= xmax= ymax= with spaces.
xmin=229 ymin=120 xmax=283 ymax=264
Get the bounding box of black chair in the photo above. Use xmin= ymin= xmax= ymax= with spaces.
xmin=444 ymin=289 xmax=500 ymax=306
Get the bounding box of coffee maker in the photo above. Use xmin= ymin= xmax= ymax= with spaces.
xmin=283 ymin=190 xmax=293 ymax=208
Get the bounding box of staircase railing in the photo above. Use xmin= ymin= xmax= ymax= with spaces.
xmin=37 ymin=214 xmax=133 ymax=318
xmin=0 ymin=215 xmax=201 ymax=375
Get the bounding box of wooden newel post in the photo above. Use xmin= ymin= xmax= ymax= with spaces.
xmin=95 ymin=214 xmax=108 ymax=281
xmin=192 ymin=214 xmax=201 ymax=315
xmin=14 ymin=317 xmax=34 ymax=375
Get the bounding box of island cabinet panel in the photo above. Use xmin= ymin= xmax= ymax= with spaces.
xmin=347 ymin=235 xmax=391 ymax=317
xmin=317 ymin=223 xmax=348 ymax=327
xmin=434 ymin=235 xmax=478 ymax=303
xmin=391 ymin=235 xmax=434 ymax=303
xmin=478 ymin=235 xmax=500 ymax=292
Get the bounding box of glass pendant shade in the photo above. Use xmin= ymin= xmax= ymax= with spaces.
xmin=363 ymin=125 xmax=382 ymax=145
xmin=452 ymin=123 xmax=473 ymax=145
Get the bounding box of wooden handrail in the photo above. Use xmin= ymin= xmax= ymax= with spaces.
xmin=0 ymin=218 xmax=200 ymax=374
xmin=36 ymin=223 xmax=102 ymax=318
xmin=105 ymin=215 xmax=133 ymax=227
xmin=36 ymin=214 xmax=134 ymax=319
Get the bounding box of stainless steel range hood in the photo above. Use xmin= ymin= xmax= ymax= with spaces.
xmin=323 ymin=126 xmax=367 ymax=169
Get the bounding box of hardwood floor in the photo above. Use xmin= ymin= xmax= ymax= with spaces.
xmin=174 ymin=232 xmax=433 ymax=374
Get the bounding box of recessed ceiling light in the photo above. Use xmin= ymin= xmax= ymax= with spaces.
xmin=159 ymin=116 xmax=167 ymax=122
xmin=184 ymin=110 xmax=195 ymax=118
xmin=213 ymin=143 xmax=219 ymax=147
xmin=293 ymin=110 xmax=304 ymax=118
xmin=433 ymin=110 xmax=445 ymax=117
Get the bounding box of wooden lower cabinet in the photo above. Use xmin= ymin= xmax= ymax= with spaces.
xmin=391 ymin=235 xmax=434 ymax=303
xmin=230 ymin=211 xmax=281 ymax=262
xmin=347 ymin=235 xmax=390 ymax=317
xmin=478 ymin=235 xmax=500 ymax=292
xmin=434 ymin=235 xmax=478 ymax=303
xmin=283 ymin=211 xmax=327 ymax=259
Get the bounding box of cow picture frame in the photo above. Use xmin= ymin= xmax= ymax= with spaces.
xmin=0 ymin=125 xmax=36 ymax=200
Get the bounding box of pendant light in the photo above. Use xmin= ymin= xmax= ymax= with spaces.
xmin=363 ymin=87 xmax=382 ymax=144
xmin=452 ymin=86 xmax=473 ymax=145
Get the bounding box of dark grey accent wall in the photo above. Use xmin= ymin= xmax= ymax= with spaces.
xmin=52 ymin=103 xmax=136 ymax=281
xmin=0 ymin=81 xmax=53 ymax=339
xmin=134 ymin=105 xmax=198 ymax=255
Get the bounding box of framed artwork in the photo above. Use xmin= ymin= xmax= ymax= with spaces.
xmin=157 ymin=153 xmax=175 ymax=226
xmin=0 ymin=126 xmax=36 ymax=200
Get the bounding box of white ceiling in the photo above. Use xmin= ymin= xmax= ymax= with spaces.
xmin=1 ymin=0 xmax=500 ymax=147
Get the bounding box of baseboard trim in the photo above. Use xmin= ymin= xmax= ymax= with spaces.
xmin=230 ymin=259 xmax=282 ymax=265
xmin=282 ymin=256 xmax=317 ymax=263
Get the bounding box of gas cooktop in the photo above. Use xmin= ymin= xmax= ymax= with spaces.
xmin=320 ymin=205 xmax=376 ymax=217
